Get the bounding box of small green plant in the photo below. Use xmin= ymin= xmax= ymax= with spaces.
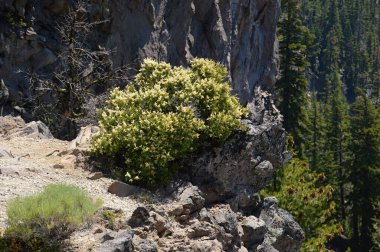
xmin=262 ymin=159 xmax=342 ymax=252
xmin=92 ymin=58 xmax=247 ymax=187
xmin=4 ymin=184 xmax=99 ymax=250
xmin=102 ymin=209 xmax=124 ymax=231
xmin=4 ymin=11 xmax=27 ymax=28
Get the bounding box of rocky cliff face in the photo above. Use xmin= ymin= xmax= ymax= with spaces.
xmin=180 ymin=88 xmax=290 ymax=214
xmin=107 ymin=0 xmax=280 ymax=104
xmin=0 ymin=0 xmax=279 ymax=112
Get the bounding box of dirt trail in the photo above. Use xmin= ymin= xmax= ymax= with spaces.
xmin=0 ymin=136 xmax=140 ymax=231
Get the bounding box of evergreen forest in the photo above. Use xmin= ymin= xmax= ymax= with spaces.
xmin=274 ymin=0 xmax=380 ymax=251
xmin=0 ymin=0 xmax=379 ymax=251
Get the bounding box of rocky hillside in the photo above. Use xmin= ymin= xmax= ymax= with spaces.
xmin=0 ymin=91 xmax=304 ymax=251
xmin=0 ymin=1 xmax=306 ymax=251
xmin=0 ymin=0 xmax=279 ymax=115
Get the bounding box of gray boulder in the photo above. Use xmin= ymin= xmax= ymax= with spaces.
xmin=87 ymin=172 xmax=104 ymax=180
xmin=182 ymin=89 xmax=288 ymax=212
xmin=167 ymin=185 xmax=205 ymax=218
xmin=96 ymin=230 xmax=134 ymax=252
xmin=6 ymin=120 xmax=54 ymax=139
xmin=0 ymin=116 xmax=53 ymax=139
xmin=200 ymin=204 xmax=242 ymax=251
xmin=177 ymin=185 xmax=205 ymax=214
xmin=259 ymin=197 xmax=305 ymax=252
xmin=128 ymin=206 xmax=151 ymax=228
xmin=133 ymin=239 xmax=158 ymax=252
xmin=256 ymin=244 xmax=280 ymax=252
xmin=107 ymin=181 xmax=142 ymax=197
xmin=241 ymin=216 xmax=267 ymax=250
xmin=149 ymin=212 xmax=172 ymax=237
xmin=68 ymin=125 xmax=100 ymax=151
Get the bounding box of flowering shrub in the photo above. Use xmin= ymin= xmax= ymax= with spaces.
xmin=92 ymin=58 xmax=247 ymax=187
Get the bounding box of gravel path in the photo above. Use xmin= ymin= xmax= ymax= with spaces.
xmin=0 ymin=136 xmax=140 ymax=231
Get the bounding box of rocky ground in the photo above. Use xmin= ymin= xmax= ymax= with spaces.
xmin=0 ymin=116 xmax=144 ymax=250
xmin=0 ymin=1 xmax=306 ymax=251
xmin=0 ymin=107 xmax=304 ymax=252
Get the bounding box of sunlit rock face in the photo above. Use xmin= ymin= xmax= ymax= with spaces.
xmin=179 ymin=88 xmax=290 ymax=212
xmin=107 ymin=0 xmax=280 ymax=104
xmin=0 ymin=0 xmax=279 ymax=110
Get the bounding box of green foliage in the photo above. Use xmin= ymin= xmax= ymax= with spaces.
xmin=277 ymin=0 xmax=315 ymax=156
xmin=4 ymin=184 xmax=99 ymax=250
xmin=305 ymin=83 xmax=351 ymax=232
xmin=324 ymin=72 xmax=351 ymax=222
xmin=102 ymin=209 xmax=124 ymax=231
xmin=305 ymin=90 xmax=328 ymax=172
xmin=372 ymin=202 xmax=380 ymax=251
xmin=4 ymin=11 xmax=27 ymax=28
xmin=349 ymin=90 xmax=380 ymax=251
xmin=92 ymin=58 xmax=247 ymax=187
xmin=281 ymin=0 xmax=380 ymax=250
xmin=302 ymin=0 xmax=380 ymax=102
xmin=263 ymin=159 xmax=342 ymax=252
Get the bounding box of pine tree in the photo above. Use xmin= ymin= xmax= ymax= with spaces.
xmin=305 ymin=89 xmax=327 ymax=172
xmin=315 ymin=2 xmax=351 ymax=224
xmin=349 ymin=90 xmax=380 ymax=251
xmin=263 ymin=158 xmax=342 ymax=251
xmin=321 ymin=0 xmax=342 ymax=101
xmin=325 ymin=69 xmax=350 ymax=223
xmin=302 ymin=0 xmax=380 ymax=102
xmin=299 ymin=0 xmax=380 ymax=248
xmin=277 ymin=0 xmax=314 ymax=156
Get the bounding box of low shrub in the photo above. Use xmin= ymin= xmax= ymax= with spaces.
xmin=102 ymin=208 xmax=124 ymax=231
xmin=4 ymin=184 xmax=99 ymax=250
xmin=91 ymin=58 xmax=247 ymax=187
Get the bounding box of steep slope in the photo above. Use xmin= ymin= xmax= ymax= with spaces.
xmin=0 ymin=111 xmax=304 ymax=251
xmin=106 ymin=0 xmax=280 ymax=104
xmin=0 ymin=1 xmax=306 ymax=251
xmin=0 ymin=0 xmax=280 ymax=114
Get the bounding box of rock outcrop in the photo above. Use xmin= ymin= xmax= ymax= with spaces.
xmin=107 ymin=0 xmax=280 ymax=104
xmin=181 ymin=88 xmax=290 ymax=214
xmin=0 ymin=116 xmax=53 ymax=139
xmin=93 ymin=185 xmax=304 ymax=252
xmin=259 ymin=198 xmax=304 ymax=252
xmin=0 ymin=0 xmax=279 ymax=114
xmin=68 ymin=125 xmax=100 ymax=151
xmin=0 ymin=103 xmax=305 ymax=251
